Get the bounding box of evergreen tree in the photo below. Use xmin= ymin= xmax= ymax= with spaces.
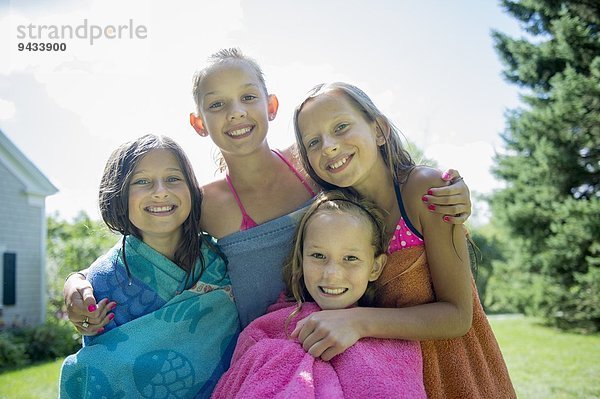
xmin=491 ymin=0 xmax=599 ymax=331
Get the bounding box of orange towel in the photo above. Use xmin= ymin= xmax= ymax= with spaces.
xmin=374 ymin=246 xmax=516 ymax=399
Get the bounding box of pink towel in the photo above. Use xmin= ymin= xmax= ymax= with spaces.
xmin=212 ymin=302 xmax=426 ymax=399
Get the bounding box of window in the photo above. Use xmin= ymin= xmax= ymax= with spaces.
xmin=3 ymin=253 xmax=16 ymax=305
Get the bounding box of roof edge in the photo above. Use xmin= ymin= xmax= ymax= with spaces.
xmin=0 ymin=129 xmax=58 ymax=196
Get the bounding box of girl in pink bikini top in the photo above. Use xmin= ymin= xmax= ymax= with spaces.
xmin=388 ymin=182 xmax=424 ymax=253
xmin=225 ymin=149 xmax=316 ymax=231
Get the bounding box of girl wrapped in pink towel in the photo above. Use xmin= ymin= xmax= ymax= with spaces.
xmin=212 ymin=191 xmax=426 ymax=399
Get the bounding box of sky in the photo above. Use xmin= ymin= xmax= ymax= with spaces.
xmin=0 ymin=0 xmax=524 ymax=224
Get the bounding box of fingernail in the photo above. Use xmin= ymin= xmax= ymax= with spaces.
xmin=110 ymin=303 xmax=117 ymax=310
xmin=97 ymin=327 xmax=105 ymax=333
xmin=108 ymin=313 xmax=115 ymax=320
xmin=88 ymin=304 xmax=97 ymax=312
xmin=421 ymin=196 xmax=428 ymax=203
xmin=427 ymin=189 xmax=434 ymax=196
xmin=442 ymin=171 xmax=451 ymax=180
xmin=443 ymin=216 xmax=450 ymax=222
xmin=428 ymin=204 xmax=436 ymax=211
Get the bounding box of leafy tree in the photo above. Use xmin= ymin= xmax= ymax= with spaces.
xmin=46 ymin=212 xmax=117 ymax=319
xmin=469 ymin=223 xmax=507 ymax=311
xmin=490 ymin=0 xmax=599 ymax=331
xmin=405 ymin=140 xmax=438 ymax=168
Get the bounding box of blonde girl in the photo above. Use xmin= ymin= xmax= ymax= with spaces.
xmin=212 ymin=191 xmax=426 ymax=399
xmin=293 ymin=82 xmax=515 ymax=398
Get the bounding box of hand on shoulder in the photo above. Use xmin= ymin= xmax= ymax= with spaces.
xmin=402 ymin=167 xmax=450 ymax=232
xmin=407 ymin=166 xmax=447 ymax=188
xmin=403 ymin=166 xmax=448 ymax=205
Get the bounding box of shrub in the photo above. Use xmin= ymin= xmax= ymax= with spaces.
xmin=26 ymin=322 xmax=80 ymax=362
xmin=0 ymin=321 xmax=80 ymax=369
xmin=0 ymin=332 xmax=28 ymax=370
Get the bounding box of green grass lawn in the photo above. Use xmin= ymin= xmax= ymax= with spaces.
xmin=489 ymin=315 xmax=600 ymax=399
xmin=1 ymin=316 xmax=598 ymax=398
xmin=0 ymin=358 xmax=62 ymax=398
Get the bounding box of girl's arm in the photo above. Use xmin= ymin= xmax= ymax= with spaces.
xmin=292 ymin=167 xmax=473 ymax=361
xmin=287 ymin=141 xmax=471 ymax=223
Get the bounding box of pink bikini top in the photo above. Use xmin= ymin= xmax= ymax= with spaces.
xmin=225 ymin=149 xmax=316 ymax=231
xmin=388 ymin=181 xmax=424 ymax=253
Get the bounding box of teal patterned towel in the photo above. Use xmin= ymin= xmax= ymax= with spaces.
xmin=59 ymin=236 xmax=240 ymax=399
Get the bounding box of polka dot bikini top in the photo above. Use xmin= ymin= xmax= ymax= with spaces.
xmin=388 ymin=182 xmax=424 ymax=254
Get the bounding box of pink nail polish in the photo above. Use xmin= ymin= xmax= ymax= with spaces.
xmin=108 ymin=313 xmax=115 ymax=320
xmin=442 ymin=171 xmax=451 ymax=180
xmin=110 ymin=303 xmax=117 ymax=310
xmin=427 ymin=189 xmax=434 ymax=196
xmin=428 ymin=204 xmax=436 ymax=211
xmin=421 ymin=196 xmax=428 ymax=203
xmin=88 ymin=304 xmax=97 ymax=312
xmin=443 ymin=216 xmax=450 ymax=222
xmin=97 ymin=327 xmax=105 ymax=333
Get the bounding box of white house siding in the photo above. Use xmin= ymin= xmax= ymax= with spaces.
xmin=0 ymin=160 xmax=45 ymax=326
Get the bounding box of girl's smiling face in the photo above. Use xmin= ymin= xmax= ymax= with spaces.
xmin=297 ymin=91 xmax=387 ymax=189
xmin=195 ymin=61 xmax=278 ymax=156
xmin=302 ymin=210 xmax=385 ymax=310
xmin=128 ymin=148 xmax=191 ymax=246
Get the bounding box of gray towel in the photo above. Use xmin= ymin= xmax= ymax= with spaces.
xmin=217 ymin=202 xmax=311 ymax=328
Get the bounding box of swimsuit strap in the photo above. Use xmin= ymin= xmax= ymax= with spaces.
xmin=393 ymin=181 xmax=424 ymax=240
xmin=272 ymin=149 xmax=316 ymax=197
xmin=226 ymin=149 xmax=316 ymax=231
xmin=225 ymin=174 xmax=258 ymax=230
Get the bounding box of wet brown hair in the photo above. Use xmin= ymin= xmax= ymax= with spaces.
xmin=99 ymin=134 xmax=205 ymax=283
